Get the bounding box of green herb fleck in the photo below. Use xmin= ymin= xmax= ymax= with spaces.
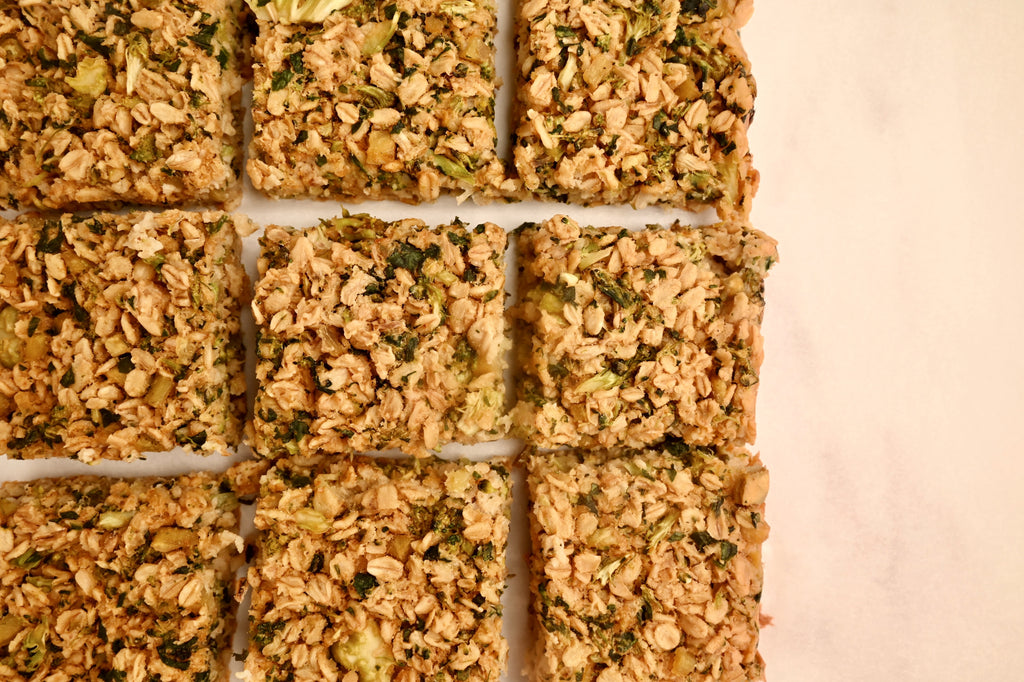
xmin=189 ymin=21 xmax=219 ymax=56
xmin=36 ymin=221 xmax=64 ymax=254
xmin=387 ymin=242 xmax=429 ymax=273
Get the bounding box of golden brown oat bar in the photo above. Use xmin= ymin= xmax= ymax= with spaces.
xmin=0 ymin=0 xmax=245 ymax=210
xmin=0 ymin=472 xmax=244 ymax=681
xmin=526 ymin=445 xmax=769 ymax=682
xmin=511 ymin=215 xmax=776 ymax=450
xmin=245 ymin=455 xmax=511 ymax=682
xmin=253 ymin=214 xmax=508 ymax=458
xmin=0 ymin=211 xmax=249 ymax=461
xmin=512 ymin=0 xmax=758 ymax=216
xmin=246 ymin=0 xmax=515 ymax=203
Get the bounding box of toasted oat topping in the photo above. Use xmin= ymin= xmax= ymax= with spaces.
xmin=245 ymin=455 xmax=511 ymax=682
xmin=0 ymin=472 xmax=244 ymax=681
xmin=526 ymin=445 xmax=769 ymax=682
xmin=512 ymin=0 xmax=757 ymax=215
xmin=0 ymin=0 xmax=245 ymax=210
xmin=247 ymin=0 xmax=516 ymax=203
xmin=252 ymin=214 xmax=509 ymax=458
xmin=0 ymin=211 xmax=249 ymax=461
xmin=511 ymin=215 xmax=776 ymax=450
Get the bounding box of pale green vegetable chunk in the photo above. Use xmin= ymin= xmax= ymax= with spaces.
xmin=65 ymin=56 xmax=107 ymax=97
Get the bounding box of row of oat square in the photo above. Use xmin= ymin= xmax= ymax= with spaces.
xmin=1 ymin=0 xmax=756 ymax=217
xmin=0 ymin=209 xmax=774 ymax=462
xmin=1 ymin=445 xmax=768 ymax=680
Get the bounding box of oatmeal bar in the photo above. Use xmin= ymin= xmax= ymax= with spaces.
xmin=512 ymin=0 xmax=758 ymax=215
xmin=0 ymin=471 xmax=244 ymax=681
xmin=0 ymin=0 xmax=245 ymax=210
xmin=526 ymin=444 xmax=770 ymax=681
xmin=245 ymin=455 xmax=511 ymax=682
xmin=0 ymin=211 xmax=249 ymax=461
xmin=253 ymin=214 xmax=508 ymax=458
xmin=512 ymin=215 xmax=776 ymax=450
xmin=246 ymin=0 xmax=514 ymax=203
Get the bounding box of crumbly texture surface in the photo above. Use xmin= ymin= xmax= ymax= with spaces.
xmin=252 ymin=215 xmax=508 ymax=458
xmin=0 ymin=211 xmax=249 ymax=461
xmin=0 ymin=472 xmax=244 ymax=681
xmin=248 ymin=0 xmax=515 ymax=203
xmin=512 ymin=215 xmax=776 ymax=450
xmin=0 ymin=0 xmax=245 ymax=210
xmin=526 ymin=445 xmax=769 ymax=682
xmin=245 ymin=455 xmax=511 ymax=682
xmin=512 ymin=0 xmax=757 ymax=215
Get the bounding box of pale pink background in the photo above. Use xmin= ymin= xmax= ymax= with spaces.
xmin=3 ymin=1 xmax=1024 ymax=680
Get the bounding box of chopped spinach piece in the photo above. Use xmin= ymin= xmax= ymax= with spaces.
xmin=252 ymin=620 xmax=285 ymax=648
xmin=76 ymin=31 xmax=111 ymax=57
xmin=36 ymin=221 xmax=64 ymax=254
xmin=352 ymin=572 xmax=378 ymax=598
xmin=270 ymin=68 xmax=293 ymax=91
xmin=157 ymin=636 xmax=197 ymax=670
xmin=690 ymin=530 xmax=716 ymax=551
xmin=681 ymin=0 xmax=716 ymax=18
xmin=387 ymin=242 xmax=430 ymax=273
xmin=446 ymin=231 xmax=469 ymax=248
xmin=716 ymin=540 xmax=738 ymax=567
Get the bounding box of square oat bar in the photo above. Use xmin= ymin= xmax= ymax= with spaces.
xmin=252 ymin=214 xmax=508 ymax=458
xmin=512 ymin=0 xmax=758 ymax=215
xmin=245 ymin=455 xmax=511 ymax=682
xmin=512 ymin=215 xmax=776 ymax=450
xmin=0 ymin=472 xmax=244 ymax=681
xmin=0 ymin=211 xmax=249 ymax=461
xmin=526 ymin=445 xmax=770 ymax=682
xmin=247 ymin=0 xmax=513 ymax=203
xmin=0 ymin=0 xmax=245 ymax=210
